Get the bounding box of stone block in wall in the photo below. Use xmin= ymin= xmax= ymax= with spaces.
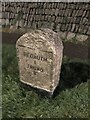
xmin=36 ymin=21 xmax=42 ymax=28
xmin=59 ymin=3 xmax=66 ymax=9
xmin=51 ymin=15 xmax=56 ymax=22
xmin=76 ymin=34 xmax=88 ymax=42
xmin=82 ymin=10 xmax=87 ymax=17
xmin=22 ymin=7 xmax=24 ymax=13
xmin=27 ymin=21 xmax=32 ymax=28
xmin=9 ymin=13 xmax=14 ymax=19
xmin=23 ymin=14 xmax=26 ymax=20
xmin=48 ymin=3 xmax=52 ymax=9
xmin=31 ymin=3 xmax=36 ymax=8
xmin=55 ymin=9 xmax=59 ymax=16
xmin=71 ymin=24 xmax=76 ymax=32
xmin=81 ymin=17 xmax=89 ymax=25
xmin=65 ymin=24 xmax=72 ymax=32
xmin=51 ymin=9 xmax=56 ymax=16
xmin=37 ymin=15 xmax=41 ymax=21
xmin=44 ymin=15 xmax=48 ymax=21
xmin=30 ymin=9 xmax=35 ymax=15
xmin=23 ymin=21 xmax=27 ymax=27
xmin=58 ymin=31 xmax=67 ymax=40
xmin=74 ymin=25 xmax=80 ymax=33
xmin=65 ymin=24 xmax=69 ymax=31
xmin=2 ymin=12 xmax=9 ymax=19
xmin=83 ymin=3 xmax=89 ymax=10
xmin=77 ymin=3 xmax=85 ymax=10
xmin=75 ymin=17 xmax=81 ymax=24
xmin=35 ymin=9 xmax=45 ymax=15
xmin=64 ymin=9 xmax=72 ymax=17
xmin=79 ymin=25 xmax=88 ymax=34
xmin=31 ymin=15 xmax=34 ymax=22
xmin=62 ymin=17 xmax=68 ymax=24
xmin=16 ymin=7 xmax=20 ymax=14
xmin=18 ymin=20 xmax=24 ymax=27
xmin=72 ymin=10 xmax=77 ymax=17
xmin=45 ymin=9 xmax=49 ymax=15
xmin=55 ymin=16 xmax=60 ymax=23
xmin=41 ymin=21 xmax=49 ymax=28
xmin=38 ymin=15 xmax=42 ymax=21
xmin=52 ymin=3 xmax=57 ymax=9
xmin=59 ymin=17 xmax=63 ymax=23
xmin=59 ymin=10 xmax=65 ymax=17
xmin=63 ymin=3 xmax=67 ymax=9
xmin=0 ymin=12 xmax=1 ymax=19
xmin=0 ymin=4 xmax=2 ymax=13
xmin=60 ymin=24 xmax=66 ymax=31
xmin=87 ymin=26 xmax=90 ymax=35
xmin=52 ymin=3 xmax=55 ymax=9
xmin=5 ymin=5 xmax=9 ymax=12
xmin=39 ymin=2 xmax=43 ymax=8
xmin=1 ymin=19 xmax=6 ymax=25
xmin=56 ymin=3 xmax=60 ymax=9
xmin=86 ymin=10 xmax=90 ymax=18
xmin=68 ymin=17 xmax=74 ymax=24
xmin=89 ymin=4 xmax=90 ymax=10
xmin=30 ymin=9 xmax=33 ymax=15
xmin=25 ymin=14 xmax=29 ymax=21
xmin=50 ymin=22 xmax=55 ymax=30
xmin=67 ymin=24 xmax=72 ymax=31
xmin=47 ymin=15 xmax=51 ymax=22
xmin=67 ymin=3 xmax=75 ymax=9
xmin=31 ymin=22 xmax=36 ymax=29
xmin=75 ymin=3 xmax=80 ymax=10
xmin=2 ymin=12 xmax=4 ymax=19
xmin=56 ymin=24 xmax=61 ymax=32
xmin=83 ymin=26 xmax=89 ymax=34
xmin=43 ymin=3 xmax=47 ymax=8
xmin=28 ymin=3 xmax=32 ymax=8
xmin=11 ymin=6 xmax=15 ymax=13
xmin=40 ymin=15 xmax=44 ymax=21
xmin=15 ymin=13 xmax=18 ymax=19
xmin=64 ymin=9 xmax=69 ymax=17
xmin=2 ymin=3 xmax=5 ymax=12
xmin=58 ymin=10 xmax=62 ymax=16
xmin=61 ymin=10 xmax=66 ymax=17
xmin=76 ymin=10 xmax=84 ymax=17
xmin=0 ymin=19 xmax=2 ymax=25
xmin=35 ymin=9 xmax=40 ymax=15
xmin=16 ymin=21 xmax=19 ymax=28
xmin=67 ymin=32 xmax=76 ymax=41
xmin=33 ymin=15 xmax=36 ymax=21
xmin=5 ymin=19 xmax=9 ymax=25
xmin=66 ymin=17 xmax=71 ymax=24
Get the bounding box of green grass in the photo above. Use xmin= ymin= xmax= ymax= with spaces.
xmin=2 ymin=44 xmax=89 ymax=118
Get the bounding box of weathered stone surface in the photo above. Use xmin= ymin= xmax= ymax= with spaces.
xmin=58 ymin=31 xmax=67 ymax=40
xmin=1 ymin=2 xmax=90 ymax=35
xmin=67 ymin=32 xmax=75 ymax=41
xmin=16 ymin=28 xmax=63 ymax=95
xmin=76 ymin=34 xmax=88 ymax=42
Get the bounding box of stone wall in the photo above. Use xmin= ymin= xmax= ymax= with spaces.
xmin=1 ymin=2 xmax=90 ymax=35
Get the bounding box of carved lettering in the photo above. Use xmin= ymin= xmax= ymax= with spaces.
xmin=23 ymin=52 xmax=47 ymax=62
xmin=27 ymin=64 xmax=44 ymax=72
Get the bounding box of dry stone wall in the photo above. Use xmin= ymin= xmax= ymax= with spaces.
xmin=1 ymin=2 xmax=90 ymax=35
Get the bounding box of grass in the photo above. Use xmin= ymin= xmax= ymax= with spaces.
xmin=2 ymin=44 xmax=89 ymax=118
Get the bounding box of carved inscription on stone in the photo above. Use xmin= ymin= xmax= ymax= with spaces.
xmin=18 ymin=46 xmax=53 ymax=91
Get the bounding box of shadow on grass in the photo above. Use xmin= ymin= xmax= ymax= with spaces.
xmin=53 ymin=61 xmax=90 ymax=98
